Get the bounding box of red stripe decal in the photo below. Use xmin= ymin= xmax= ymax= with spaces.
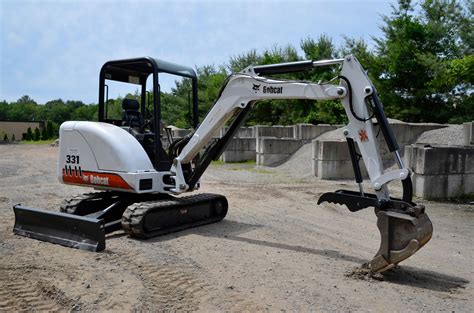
xmin=62 ymin=170 xmax=132 ymax=190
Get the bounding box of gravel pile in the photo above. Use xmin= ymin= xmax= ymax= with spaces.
xmin=274 ymin=142 xmax=314 ymax=178
xmin=416 ymin=125 xmax=464 ymax=146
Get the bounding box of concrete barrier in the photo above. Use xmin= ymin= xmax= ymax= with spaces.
xmin=464 ymin=122 xmax=474 ymax=146
xmin=256 ymin=138 xmax=303 ymax=166
xmin=405 ymin=144 xmax=474 ymax=199
xmin=220 ymin=138 xmax=256 ymax=162
xmin=255 ymin=125 xmax=294 ymax=138
xmin=312 ymin=122 xmax=446 ymax=179
xmin=293 ymin=124 xmax=338 ymax=141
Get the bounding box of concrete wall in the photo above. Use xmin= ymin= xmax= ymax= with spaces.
xmin=464 ymin=122 xmax=474 ymax=146
xmin=255 ymin=125 xmax=294 ymax=138
xmin=312 ymin=122 xmax=446 ymax=179
xmin=254 ymin=124 xmax=340 ymax=166
xmin=0 ymin=121 xmax=44 ymax=141
xmin=293 ymin=124 xmax=338 ymax=141
xmin=256 ymin=138 xmax=303 ymax=166
xmin=221 ymin=138 xmax=256 ymax=162
xmin=405 ymin=144 xmax=474 ymax=199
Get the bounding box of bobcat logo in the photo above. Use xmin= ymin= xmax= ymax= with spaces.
xmin=252 ymin=84 xmax=261 ymax=93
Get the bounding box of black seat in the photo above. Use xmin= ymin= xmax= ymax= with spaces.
xmin=122 ymin=98 xmax=144 ymax=128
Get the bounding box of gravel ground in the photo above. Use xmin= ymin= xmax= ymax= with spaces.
xmin=0 ymin=144 xmax=473 ymax=312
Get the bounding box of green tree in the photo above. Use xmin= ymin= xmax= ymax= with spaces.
xmin=46 ymin=121 xmax=54 ymax=139
xmin=26 ymin=127 xmax=33 ymax=140
xmin=41 ymin=127 xmax=48 ymax=140
xmin=374 ymin=0 xmax=473 ymax=123
xmin=3 ymin=133 xmax=8 ymax=141
xmin=33 ymin=127 xmax=41 ymax=141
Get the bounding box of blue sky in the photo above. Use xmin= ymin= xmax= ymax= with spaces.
xmin=1 ymin=0 xmax=393 ymax=104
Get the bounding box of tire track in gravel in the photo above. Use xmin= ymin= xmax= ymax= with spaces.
xmin=0 ymin=268 xmax=74 ymax=312
xmin=104 ymin=249 xmax=264 ymax=311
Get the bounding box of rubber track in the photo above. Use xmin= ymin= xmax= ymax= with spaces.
xmin=122 ymin=193 xmax=228 ymax=239
xmin=60 ymin=192 xmax=115 ymax=215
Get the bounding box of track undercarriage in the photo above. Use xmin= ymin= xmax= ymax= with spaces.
xmin=13 ymin=192 xmax=228 ymax=252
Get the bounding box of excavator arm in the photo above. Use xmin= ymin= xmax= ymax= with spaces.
xmin=170 ymin=55 xmax=433 ymax=273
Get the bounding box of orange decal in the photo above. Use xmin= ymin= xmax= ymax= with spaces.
xmin=358 ymin=129 xmax=369 ymax=142
xmin=62 ymin=169 xmax=132 ymax=190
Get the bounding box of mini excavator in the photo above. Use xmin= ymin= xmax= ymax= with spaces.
xmin=13 ymin=55 xmax=432 ymax=273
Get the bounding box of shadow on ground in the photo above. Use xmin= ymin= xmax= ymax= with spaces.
xmin=134 ymin=219 xmax=367 ymax=264
xmin=383 ymin=266 xmax=469 ymax=292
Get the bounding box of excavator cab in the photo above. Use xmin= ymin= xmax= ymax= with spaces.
xmin=98 ymin=57 xmax=199 ymax=171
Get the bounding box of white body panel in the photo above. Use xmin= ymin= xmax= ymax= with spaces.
xmin=57 ymin=121 xmax=172 ymax=193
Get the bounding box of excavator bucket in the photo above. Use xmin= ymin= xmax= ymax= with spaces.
xmin=318 ymin=190 xmax=433 ymax=273
xmin=370 ymin=206 xmax=433 ymax=272
xmin=13 ymin=205 xmax=105 ymax=252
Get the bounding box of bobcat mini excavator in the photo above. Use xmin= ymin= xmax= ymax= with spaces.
xmin=13 ymin=55 xmax=432 ymax=273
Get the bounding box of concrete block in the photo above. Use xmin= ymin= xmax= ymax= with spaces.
xmin=406 ymin=145 xmax=474 ymax=175
xmin=255 ymin=125 xmax=294 ymax=138
xmin=315 ymin=140 xmax=350 ymax=161
xmin=463 ymin=122 xmax=474 ymax=146
xmin=294 ymin=124 xmax=337 ymax=140
xmin=256 ymin=137 xmax=303 ymax=166
xmin=220 ymin=137 xmax=256 ymax=163
xmin=257 ymin=138 xmax=303 ymax=155
xmin=316 ymin=160 xmax=368 ymax=180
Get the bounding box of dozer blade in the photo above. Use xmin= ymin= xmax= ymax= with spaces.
xmin=370 ymin=207 xmax=433 ymax=273
xmin=13 ymin=204 xmax=105 ymax=252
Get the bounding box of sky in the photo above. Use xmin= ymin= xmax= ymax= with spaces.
xmin=0 ymin=0 xmax=394 ymax=104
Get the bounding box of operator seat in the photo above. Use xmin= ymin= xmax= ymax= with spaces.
xmin=122 ymin=98 xmax=144 ymax=129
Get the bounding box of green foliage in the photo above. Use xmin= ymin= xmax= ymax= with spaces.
xmin=26 ymin=127 xmax=33 ymax=140
xmin=3 ymin=133 xmax=8 ymax=141
xmin=46 ymin=121 xmax=54 ymax=139
xmin=41 ymin=127 xmax=48 ymax=140
xmin=11 ymin=133 xmax=15 ymax=141
xmin=33 ymin=127 xmax=40 ymax=141
xmin=373 ymin=0 xmax=473 ymax=123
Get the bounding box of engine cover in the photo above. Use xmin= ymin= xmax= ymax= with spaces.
xmin=57 ymin=121 xmax=165 ymax=193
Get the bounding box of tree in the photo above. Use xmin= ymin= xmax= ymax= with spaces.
xmin=373 ymin=0 xmax=473 ymax=123
xmin=46 ymin=121 xmax=54 ymax=139
xmin=33 ymin=127 xmax=41 ymax=141
xmin=11 ymin=133 xmax=15 ymax=142
xmin=41 ymin=127 xmax=48 ymax=140
xmin=3 ymin=133 xmax=8 ymax=141
xmin=26 ymin=127 xmax=33 ymax=140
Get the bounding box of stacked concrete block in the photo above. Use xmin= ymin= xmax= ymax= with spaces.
xmin=220 ymin=138 xmax=256 ymax=162
xmin=463 ymin=122 xmax=474 ymax=146
xmin=312 ymin=138 xmax=368 ymax=179
xmin=405 ymin=144 xmax=474 ymax=199
xmin=256 ymin=138 xmax=303 ymax=166
xmin=312 ymin=122 xmax=446 ymax=180
xmin=293 ymin=124 xmax=338 ymax=141
xmin=255 ymin=125 xmax=294 ymax=138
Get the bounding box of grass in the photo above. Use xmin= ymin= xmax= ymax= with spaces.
xmin=20 ymin=139 xmax=56 ymax=145
xmin=211 ymin=159 xmax=256 ymax=166
xmin=211 ymin=159 xmax=275 ymax=175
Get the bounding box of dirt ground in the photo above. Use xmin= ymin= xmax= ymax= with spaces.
xmin=0 ymin=144 xmax=472 ymax=312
